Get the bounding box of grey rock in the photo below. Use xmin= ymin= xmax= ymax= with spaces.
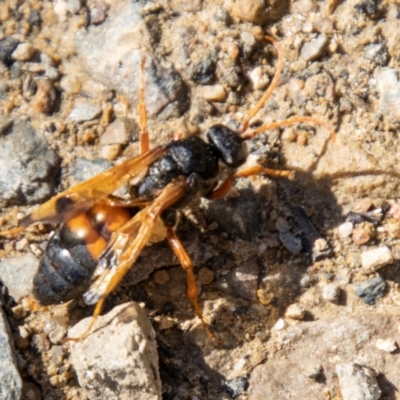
xmin=278 ymin=230 xmax=302 ymax=254
xmin=336 ymin=363 xmax=381 ymax=400
xmin=376 ymin=69 xmax=400 ymax=123
xmin=68 ymin=100 xmax=102 ymax=122
xmin=364 ymin=43 xmax=388 ymax=66
xmin=69 ymin=302 xmax=161 ymax=400
xmin=0 ymin=119 xmax=59 ymax=205
xmin=0 ymin=253 xmax=38 ymax=302
xmin=300 ymin=34 xmax=329 ymax=62
xmin=75 ymin=0 xmax=188 ymax=119
xmin=0 ymin=36 xmax=20 ymax=65
xmin=0 ymin=306 xmax=23 ymax=400
xmin=100 ymin=117 xmax=138 ymax=145
xmin=248 ymin=314 xmax=397 ymax=400
xmin=354 ymin=275 xmax=386 ymax=305
xmin=189 ymin=57 xmax=216 ymax=85
xmin=68 ymin=157 xmax=112 ymax=184
xmin=322 ymin=283 xmax=340 ymax=304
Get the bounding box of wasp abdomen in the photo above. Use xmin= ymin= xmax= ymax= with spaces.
xmin=33 ymin=206 xmax=131 ymax=305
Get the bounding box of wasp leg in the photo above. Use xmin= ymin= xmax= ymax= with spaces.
xmin=0 ymin=226 xmax=25 ymax=238
xmin=65 ymin=297 xmax=106 ymax=343
xmin=166 ymin=227 xmax=220 ymax=346
xmin=209 ymin=165 xmax=294 ymax=200
xmin=240 ymin=35 xmax=283 ymax=133
xmin=138 ymin=57 xmax=149 ymax=154
xmin=242 ymin=115 xmax=336 ymax=142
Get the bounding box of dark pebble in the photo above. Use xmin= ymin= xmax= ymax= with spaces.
xmin=355 ymin=275 xmax=386 ymax=305
xmin=0 ymin=37 xmax=20 ymax=65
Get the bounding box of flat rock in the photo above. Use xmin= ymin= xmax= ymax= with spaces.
xmin=69 ymin=302 xmax=161 ymax=400
xmin=336 ymin=363 xmax=381 ymax=400
xmin=74 ymin=0 xmax=188 ymax=119
xmin=0 ymin=253 xmax=38 ymax=302
xmin=248 ymin=314 xmax=399 ymax=399
xmin=0 ymin=306 xmax=22 ymax=400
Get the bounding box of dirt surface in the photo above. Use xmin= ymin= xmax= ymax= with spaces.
xmin=1 ymin=0 xmax=400 ymax=399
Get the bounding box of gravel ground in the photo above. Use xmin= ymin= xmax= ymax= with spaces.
xmin=1 ymin=0 xmax=400 ymax=399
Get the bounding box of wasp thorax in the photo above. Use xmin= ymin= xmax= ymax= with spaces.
xmin=206 ymin=124 xmax=248 ymax=169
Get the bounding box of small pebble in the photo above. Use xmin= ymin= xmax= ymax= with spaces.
xmin=11 ymin=43 xmax=35 ymax=61
xmin=279 ymin=231 xmax=302 ymax=254
xmin=338 ymin=222 xmax=353 ymax=238
xmin=352 ymin=226 xmax=370 ymax=245
xmin=361 ymin=246 xmax=393 ymax=273
xmin=301 ymin=34 xmax=328 ymax=62
xmin=198 ymin=267 xmax=215 ymax=285
xmin=387 ymin=220 xmax=400 ymax=238
xmin=285 ymin=304 xmax=305 ymax=320
xmin=322 ymin=283 xmax=340 ymax=304
xmin=59 ymin=75 xmax=81 ymax=94
xmin=248 ymin=66 xmax=270 ymax=90
xmin=100 ymin=144 xmax=121 ymax=161
xmin=154 ymin=270 xmax=170 ymax=285
xmin=69 ymin=100 xmax=102 ymax=122
xmin=272 ymin=318 xmax=285 ymax=331
xmin=352 ymin=198 xmax=373 ymax=213
xmin=305 ymin=364 xmax=323 ymax=380
xmin=355 ymin=275 xmax=386 ymax=305
xmin=100 ymin=117 xmax=136 ymax=145
xmin=31 ymin=79 xmax=57 ymax=114
xmin=376 ymin=338 xmax=397 ymax=353
xmin=364 ymin=43 xmax=388 ymax=66
xmin=49 ymin=327 xmax=67 ymax=344
xmin=201 ymin=84 xmax=227 ymax=102
xmin=389 ymin=203 xmax=400 ymax=219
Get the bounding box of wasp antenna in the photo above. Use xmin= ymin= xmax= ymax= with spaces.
xmin=242 ymin=115 xmax=336 ymax=143
xmin=138 ymin=54 xmax=149 ymax=154
xmin=240 ymin=35 xmax=283 ymax=134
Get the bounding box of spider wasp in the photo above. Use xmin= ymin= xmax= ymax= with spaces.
xmin=0 ymin=36 xmax=334 ymax=344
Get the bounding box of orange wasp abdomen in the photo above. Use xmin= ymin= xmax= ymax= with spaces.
xmin=33 ymin=205 xmax=131 ymax=304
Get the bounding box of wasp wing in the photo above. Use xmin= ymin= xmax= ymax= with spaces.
xmin=20 ymin=147 xmax=166 ymax=227
xmin=83 ymin=178 xmax=188 ymax=305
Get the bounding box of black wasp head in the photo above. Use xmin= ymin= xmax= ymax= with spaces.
xmin=206 ymin=124 xmax=248 ymax=169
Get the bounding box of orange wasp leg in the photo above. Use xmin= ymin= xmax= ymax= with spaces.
xmin=166 ymin=227 xmax=220 ymax=346
xmin=138 ymin=56 xmax=150 ymax=154
xmin=209 ymin=165 xmax=294 ymax=200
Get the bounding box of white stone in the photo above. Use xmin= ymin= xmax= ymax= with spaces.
xmin=11 ymin=43 xmax=35 ymax=61
xmin=376 ymin=338 xmax=397 ymax=353
xmin=322 ymin=283 xmax=340 ymax=303
xmin=201 ymin=84 xmax=227 ymax=102
xmin=272 ymin=318 xmax=285 ymax=330
xmin=285 ymin=304 xmax=305 ymax=320
xmin=361 ymin=246 xmax=393 ymax=273
xmin=338 ymin=222 xmax=353 ymax=238
xmin=69 ymin=302 xmax=161 ymax=400
xmin=248 ymin=66 xmax=270 ymax=90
